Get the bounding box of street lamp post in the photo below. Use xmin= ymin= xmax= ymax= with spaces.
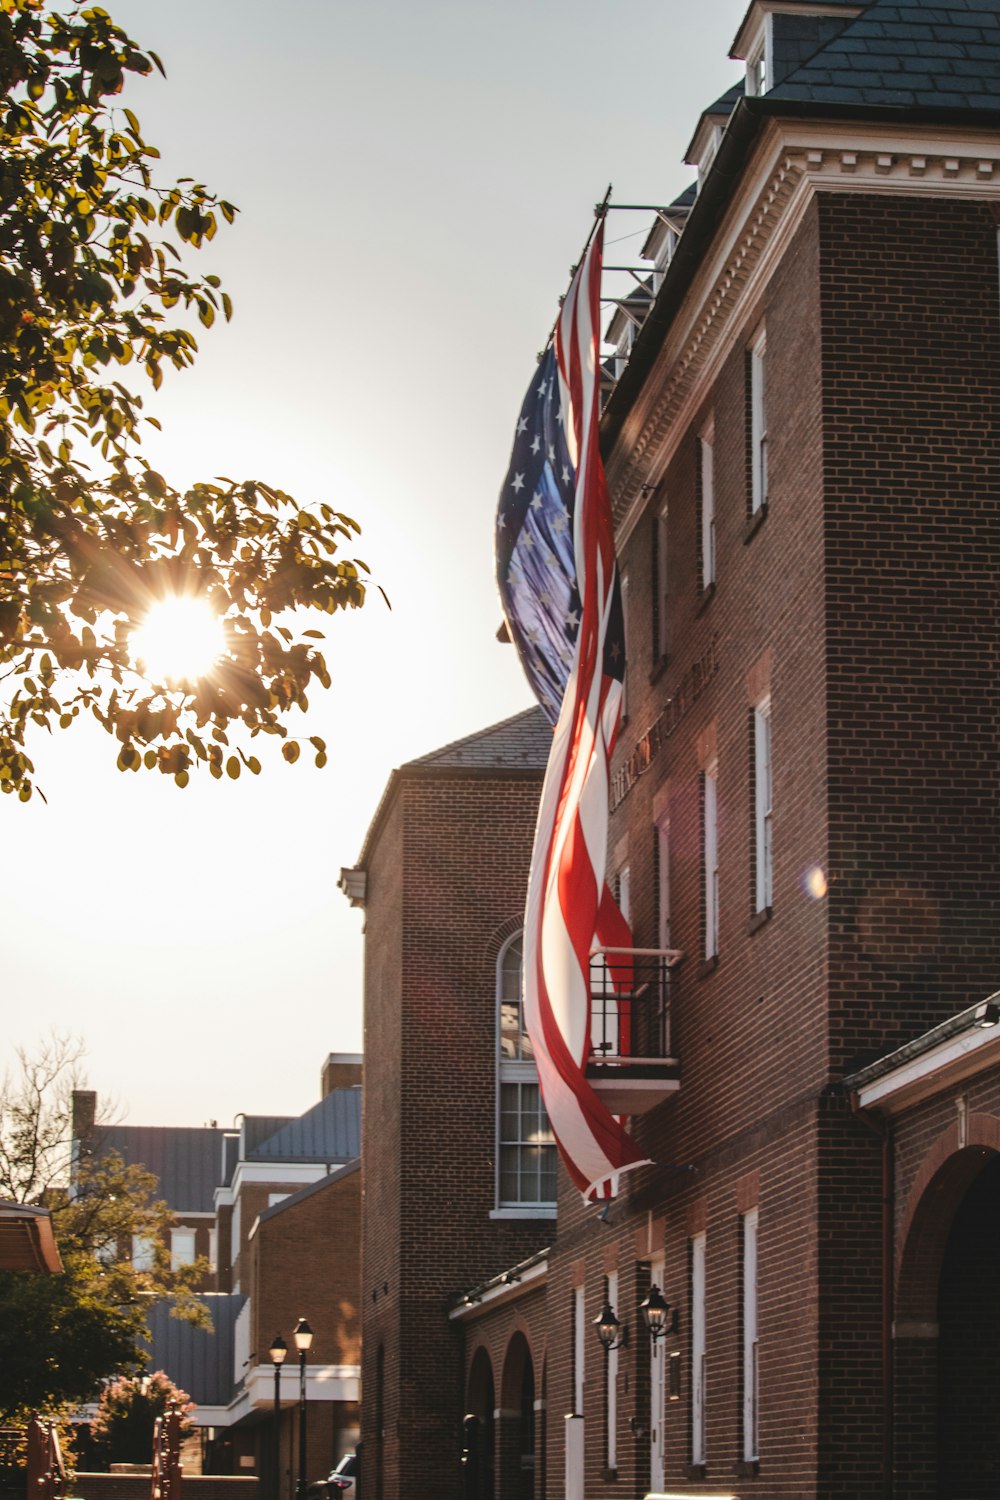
xmin=293 ymin=1319 xmax=314 ymax=1500
xmin=269 ymin=1335 xmax=287 ymax=1500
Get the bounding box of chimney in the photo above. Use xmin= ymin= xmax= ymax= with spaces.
xmin=71 ymin=1089 xmax=97 ymax=1147
xmin=321 ymin=1053 xmax=363 ymax=1097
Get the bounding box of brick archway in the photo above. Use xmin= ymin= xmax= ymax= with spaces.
xmin=464 ymin=1346 xmax=496 ymax=1500
xmin=896 ymin=1115 xmax=1000 ymax=1322
xmin=893 ymin=1116 xmax=1000 ymax=1499
xmin=498 ymin=1330 xmax=537 ymax=1500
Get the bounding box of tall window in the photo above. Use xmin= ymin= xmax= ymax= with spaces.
xmin=750 ymin=327 xmax=768 ymax=514
xmin=656 ymin=503 xmax=669 ymax=660
xmin=656 ymin=811 xmax=672 ymax=1053
xmin=742 ymin=1208 xmax=760 ymax=1462
xmin=753 ymin=698 xmax=773 ymax=912
xmin=691 ymin=1232 xmax=707 ymax=1467
xmin=497 ymin=934 xmax=557 ymax=1209
xmin=573 ymin=1285 xmax=586 ymax=1415
xmin=131 ymin=1233 xmax=156 ymax=1272
xmin=703 ymin=761 xmax=719 ymax=961
xmin=606 ymin=1270 xmax=619 ymax=1472
xmin=170 ymin=1227 xmax=196 ymax=1271
xmin=620 ymin=569 xmax=630 ymax=718
xmin=699 ymin=423 xmax=716 ymax=590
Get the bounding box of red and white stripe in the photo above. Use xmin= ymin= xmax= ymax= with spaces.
xmin=522 ymin=222 xmax=650 ymax=1201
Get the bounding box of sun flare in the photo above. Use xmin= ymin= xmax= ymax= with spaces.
xmin=131 ymin=596 xmax=226 ymax=684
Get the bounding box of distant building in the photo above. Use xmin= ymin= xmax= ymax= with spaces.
xmin=72 ymin=1057 xmax=361 ymax=1489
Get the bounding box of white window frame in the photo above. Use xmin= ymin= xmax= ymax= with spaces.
xmin=656 ymin=811 xmax=672 ymax=1054
xmin=754 ymin=697 xmax=773 ymax=912
xmin=617 ymin=864 xmax=631 ymax=927
xmin=606 ymin=1270 xmax=619 ymax=1472
xmin=700 ymin=420 xmax=716 ymax=589
xmin=573 ymin=1284 xmax=586 ymax=1416
xmin=750 ymin=327 xmax=768 ymax=514
xmin=742 ymin=1207 xmax=760 ymax=1462
xmin=495 ymin=932 xmax=557 ymax=1215
xmin=703 ymin=761 xmax=719 ymax=960
xmin=170 ymin=1226 xmax=197 ymax=1271
xmin=652 ymin=227 xmax=677 ymax=295
xmin=649 ymin=1257 xmax=666 ymax=1493
xmin=620 ymin=569 xmax=630 ymax=718
xmin=131 ymin=1233 xmax=156 ymax=1273
xmin=657 ymin=502 xmax=669 ymax=659
xmin=691 ymin=1232 xmax=707 ymax=1467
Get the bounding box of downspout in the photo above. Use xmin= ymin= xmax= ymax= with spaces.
xmin=851 ymin=1094 xmax=893 ymax=1500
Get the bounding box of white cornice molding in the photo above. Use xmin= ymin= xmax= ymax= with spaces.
xmin=854 ymin=1024 xmax=1000 ymax=1114
xmin=449 ymin=1256 xmax=548 ymax=1321
xmin=610 ymin=117 xmax=1000 ymax=549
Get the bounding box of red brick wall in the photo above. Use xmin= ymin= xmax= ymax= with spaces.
xmin=820 ymin=192 xmax=1000 ymax=1068
xmin=245 ymin=1166 xmax=361 ymax=1371
xmin=360 ymin=767 xmax=549 ymax=1500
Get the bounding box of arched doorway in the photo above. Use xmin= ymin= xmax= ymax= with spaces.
xmin=499 ymin=1331 xmax=536 ymax=1500
xmin=464 ymin=1347 xmax=496 ymax=1500
xmin=937 ymin=1154 xmax=1000 ymax=1495
xmin=895 ymin=1136 xmax=1000 ymax=1498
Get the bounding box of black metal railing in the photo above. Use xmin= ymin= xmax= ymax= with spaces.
xmin=589 ymin=947 xmax=680 ymax=1061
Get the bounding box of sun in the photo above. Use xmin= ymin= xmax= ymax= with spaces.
xmin=131 ymin=595 xmax=226 ymax=684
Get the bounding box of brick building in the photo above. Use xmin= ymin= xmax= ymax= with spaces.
xmin=340 ymin=710 xmax=555 ymax=1499
xmin=346 ymin=2 xmax=1000 ymax=1497
xmin=72 ymin=1060 xmax=361 ymax=1491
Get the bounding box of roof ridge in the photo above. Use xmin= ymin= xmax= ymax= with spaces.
xmin=403 ymin=704 xmax=551 ymax=769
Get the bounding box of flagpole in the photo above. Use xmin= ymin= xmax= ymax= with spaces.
xmin=537 ymin=184 xmax=612 ymax=361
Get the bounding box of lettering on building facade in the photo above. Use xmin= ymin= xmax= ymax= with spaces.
xmin=610 ymin=635 xmax=720 ymax=812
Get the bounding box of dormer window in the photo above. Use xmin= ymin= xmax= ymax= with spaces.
xmin=731 ymin=5 xmax=862 ymax=95
xmin=747 ymin=39 xmax=768 ymax=96
xmin=697 ymin=125 xmax=724 ymax=190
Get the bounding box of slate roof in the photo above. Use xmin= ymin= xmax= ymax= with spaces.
xmin=97 ymin=1125 xmax=229 ymax=1213
xmin=405 ymin=705 xmax=552 ymax=772
xmin=144 ymin=1294 xmax=246 ymax=1407
xmin=770 ymin=0 xmax=1000 ymax=111
xmin=247 ymin=1086 xmax=361 ymax=1163
xmin=705 ymin=80 xmax=746 ymax=118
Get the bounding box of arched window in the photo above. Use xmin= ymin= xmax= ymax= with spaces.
xmin=496 ymin=934 xmax=557 ymax=1211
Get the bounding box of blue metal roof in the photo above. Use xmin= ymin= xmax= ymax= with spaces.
xmin=98 ymin=1126 xmax=230 ymax=1213
xmin=143 ymin=1294 xmax=246 ymax=1407
xmin=248 ymin=1087 xmax=361 ymax=1164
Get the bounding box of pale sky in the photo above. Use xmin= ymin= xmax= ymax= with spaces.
xmin=1 ymin=1 xmax=747 ymax=1127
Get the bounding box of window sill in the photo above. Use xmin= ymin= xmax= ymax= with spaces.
xmin=698 ymin=955 xmax=719 ymax=980
xmin=490 ymin=1206 xmax=557 ymax=1221
xmin=742 ymin=503 xmax=767 ymax=544
xmin=735 ymin=1459 xmax=760 ymax=1479
xmin=748 ymin=905 xmax=773 ymax=935
xmin=696 ymin=581 xmax=716 ymax=616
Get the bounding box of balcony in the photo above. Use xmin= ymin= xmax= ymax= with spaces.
xmin=585 ymin=947 xmax=682 ymax=1116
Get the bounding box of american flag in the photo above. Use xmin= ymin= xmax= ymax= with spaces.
xmin=496 ymin=221 xmax=649 ymax=1200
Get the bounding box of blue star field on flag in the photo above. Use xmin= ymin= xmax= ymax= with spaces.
xmin=495 ymin=344 xmax=624 ymax=726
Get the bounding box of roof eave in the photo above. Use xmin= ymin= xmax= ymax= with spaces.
xmin=601 ymin=93 xmax=1000 ymax=457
